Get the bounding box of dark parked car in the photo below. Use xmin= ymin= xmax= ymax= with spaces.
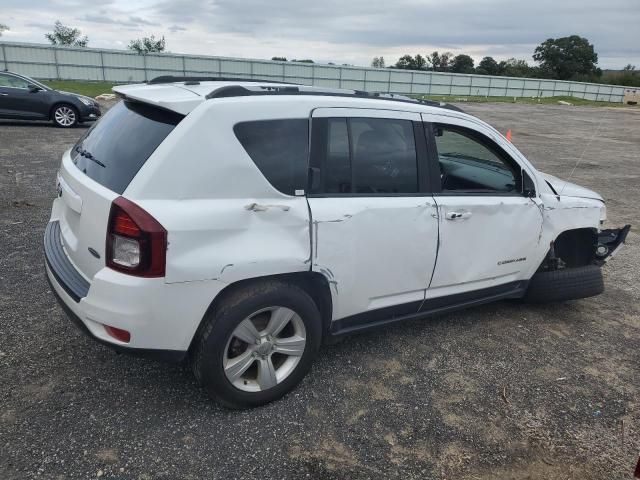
xmin=0 ymin=71 xmax=101 ymax=127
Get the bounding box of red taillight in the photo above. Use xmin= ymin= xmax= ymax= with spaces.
xmin=106 ymin=197 xmax=167 ymax=277
xmin=104 ymin=325 xmax=131 ymax=343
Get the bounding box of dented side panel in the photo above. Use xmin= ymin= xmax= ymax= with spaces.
xmin=138 ymin=197 xmax=311 ymax=284
xmin=122 ymin=100 xmax=316 ymax=285
xmin=428 ymin=196 xmax=544 ymax=295
xmin=307 ymin=197 xmax=439 ymax=321
xmin=532 ymin=193 xmax=606 ymax=272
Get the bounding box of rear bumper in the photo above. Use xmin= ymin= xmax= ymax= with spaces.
xmin=45 ymin=271 xmax=185 ymax=362
xmin=44 ymin=220 xmax=226 ymax=360
xmin=44 ymin=221 xmax=89 ymax=302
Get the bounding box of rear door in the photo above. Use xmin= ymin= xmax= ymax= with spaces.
xmin=421 ymin=112 xmax=543 ymax=297
xmin=0 ymin=73 xmax=48 ymax=119
xmin=307 ymin=108 xmax=439 ymax=322
xmin=53 ymin=100 xmax=182 ymax=280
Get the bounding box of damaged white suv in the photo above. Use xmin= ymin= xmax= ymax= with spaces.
xmin=45 ymin=78 xmax=630 ymax=408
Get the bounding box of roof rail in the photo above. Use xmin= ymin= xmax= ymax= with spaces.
xmin=148 ymin=75 xmax=293 ymax=85
xmin=205 ymin=85 xmax=464 ymax=112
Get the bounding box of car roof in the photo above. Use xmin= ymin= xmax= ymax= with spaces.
xmin=113 ymin=78 xmax=466 ymax=117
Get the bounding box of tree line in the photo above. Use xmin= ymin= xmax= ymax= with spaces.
xmin=40 ymin=21 xmax=166 ymax=54
xmin=374 ymin=36 xmax=639 ymax=87
xmin=2 ymin=22 xmax=636 ymax=87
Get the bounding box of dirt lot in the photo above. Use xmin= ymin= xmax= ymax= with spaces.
xmin=0 ymin=102 xmax=638 ymax=480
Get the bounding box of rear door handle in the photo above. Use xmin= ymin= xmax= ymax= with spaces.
xmin=0 ymin=93 xmax=8 ymax=96
xmin=445 ymin=211 xmax=471 ymax=220
xmin=244 ymin=203 xmax=290 ymax=212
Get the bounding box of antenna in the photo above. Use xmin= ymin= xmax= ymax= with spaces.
xmin=560 ymin=113 xmax=607 ymax=194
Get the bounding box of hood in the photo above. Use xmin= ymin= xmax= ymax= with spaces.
xmin=540 ymin=172 xmax=603 ymax=202
xmin=58 ymin=90 xmax=97 ymax=104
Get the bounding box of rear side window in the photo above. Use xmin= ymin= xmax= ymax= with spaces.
xmin=72 ymin=101 xmax=183 ymax=194
xmin=0 ymin=73 xmax=29 ymax=89
xmin=234 ymin=119 xmax=309 ymax=195
xmin=310 ymin=117 xmax=419 ymax=195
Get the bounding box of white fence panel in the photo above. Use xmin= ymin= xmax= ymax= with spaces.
xmin=0 ymin=41 xmax=632 ymax=103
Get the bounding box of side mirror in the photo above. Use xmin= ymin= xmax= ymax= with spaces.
xmin=28 ymin=84 xmax=42 ymax=93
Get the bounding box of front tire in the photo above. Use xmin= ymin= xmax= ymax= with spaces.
xmin=52 ymin=104 xmax=78 ymax=128
xmin=192 ymin=281 xmax=322 ymax=409
xmin=524 ymin=265 xmax=604 ymax=303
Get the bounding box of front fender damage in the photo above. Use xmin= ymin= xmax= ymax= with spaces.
xmin=595 ymin=225 xmax=631 ymax=265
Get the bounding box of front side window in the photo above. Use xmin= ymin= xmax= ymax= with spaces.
xmin=234 ymin=119 xmax=309 ymax=196
xmin=0 ymin=74 xmax=29 ymax=89
xmin=311 ymin=117 xmax=419 ymax=195
xmin=434 ymin=126 xmax=519 ymax=193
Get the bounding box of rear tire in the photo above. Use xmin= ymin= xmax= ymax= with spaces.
xmin=52 ymin=104 xmax=78 ymax=128
xmin=524 ymin=265 xmax=604 ymax=303
xmin=192 ymin=280 xmax=322 ymax=409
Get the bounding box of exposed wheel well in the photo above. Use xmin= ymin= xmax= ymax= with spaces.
xmin=188 ymin=272 xmax=333 ymax=354
xmin=540 ymin=228 xmax=598 ymax=271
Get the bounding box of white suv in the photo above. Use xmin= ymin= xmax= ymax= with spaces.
xmin=45 ymin=78 xmax=630 ymax=408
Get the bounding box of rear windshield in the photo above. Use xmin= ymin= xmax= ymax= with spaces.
xmin=71 ymin=101 xmax=183 ymax=194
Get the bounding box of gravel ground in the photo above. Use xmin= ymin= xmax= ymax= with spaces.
xmin=0 ymin=102 xmax=638 ymax=480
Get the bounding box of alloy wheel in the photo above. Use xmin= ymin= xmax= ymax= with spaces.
xmin=54 ymin=106 xmax=76 ymax=127
xmin=223 ymin=306 xmax=307 ymax=392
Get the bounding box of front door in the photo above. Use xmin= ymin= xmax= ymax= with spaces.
xmin=307 ymin=108 xmax=439 ymax=323
xmin=421 ymin=113 xmax=543 ymax=299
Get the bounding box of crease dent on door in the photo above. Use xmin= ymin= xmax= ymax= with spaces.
xmin=429 ymin=195 xmax=543 ymax=294
xmin=310 ymin=197 xmax=438 ymax=320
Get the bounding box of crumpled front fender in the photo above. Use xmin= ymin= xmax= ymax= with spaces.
xmin=595 ymin=224 xmax=631 ymax=265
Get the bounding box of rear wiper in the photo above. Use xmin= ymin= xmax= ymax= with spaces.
xmin=74 ymin=145 xmax=106 ymax=168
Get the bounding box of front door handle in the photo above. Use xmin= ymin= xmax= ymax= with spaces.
xmin=445 ymin=211 xmax=471 ymax=220
xmin=0 ymin=93 xmax=8 ymax=96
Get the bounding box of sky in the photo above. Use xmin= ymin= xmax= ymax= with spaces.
xmin=1 ymin=0 xmax=639 ymax=69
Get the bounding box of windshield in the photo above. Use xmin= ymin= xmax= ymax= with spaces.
xmin=71 ymin=101 xmax=183 ymax=193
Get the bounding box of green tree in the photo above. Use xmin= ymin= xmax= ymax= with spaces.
xmin=371 ymin=56 xmax=386 ymax=68
xmin=271 ymin=56 xmax=287 ymax=61
xmin=601 ymin=66 xmax=640 ymax=87
xmin=395 ymin=55 xmax=414 ymax=69
xmin=533 ymin=35 xmax=598 ymax=80
xmin=45 ymin=21 xmax=88 ymax=47
xmin=476 ymin=56 xmax=500 ymax=75
xmin=291 ymin=59 xmax=314 ymax=63
xmin=395 ymin=54 xmax=426 ymax=70
xmin=0 ymin=24 xmax=8 ymax=36
xmin=450 ymin=54 xmax=474 ymax=74
xmin=128 ymin=35 xmax=166 ymax=54
xmin=499 ymin=58 xmax=531 ymax=77
xmin=427 ymin=51 xmax=453 ymax=72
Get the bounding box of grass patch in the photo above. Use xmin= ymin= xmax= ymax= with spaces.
xmin=416 ymin=94 xmax=627 ymax=107
xmin=41 ymin=80 xmax=117 ymax=98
